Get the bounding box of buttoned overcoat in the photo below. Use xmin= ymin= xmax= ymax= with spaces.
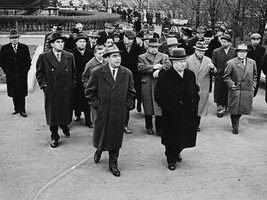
xmin=187 ymin=54 xmax=217 ymax=116
xmin=138 ymin=51 xmax=171 ymax=115
xmin=154 ymin=68 xmax=200 ymax=148
xmin=0 ymin=43 xmax=31 ymax=97
xmin=212 ymin=47 xmax=236 ymax=105
xmin=223 ymin=57 xmax=257 ymax=115
xmin=36 ymin=50 xmax=77 ymax=125
xmin=85 ymin=64 xmax=136 ymax=151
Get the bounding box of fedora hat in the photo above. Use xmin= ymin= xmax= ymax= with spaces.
xmin=220 ymin=34 xmax=232 ymax=42
xmin=103 ymin=44 xmax=123 ymax=58
xmin=74 ymin=32 xmax=89 ymax=42
xmin=124 ymin=29 xmax=136 ymax=39
xmin=183 ymin=28 xmax=192 ymax=37
xmin=147 ymin=38 xmax=161 ymax=47
xmin=48 ymin=32 xmax=67 ymax=43
xmin=166 ymin=38 xmax=180 ymax=47
xmin=235 ymin=44 xmax=250 ymax=52
xmin=105 ymin=23 xmax=114 ymax=29
xmin=204 ymin=30 xmax=213 ymax=38
xmin=8 ymin=29 xmax=20 ymax=38
xmin=251 ymin=33 xmax=261 ymax=39
xmin=162 ymin=28 xmax=170 ymax=35
xmin=89 ymin=30 xmax=100 ymax=38
xmin=193 ymin=41 xmax=208 ymax=51
xmin=169 ymin=48 xmax=187 ymax=60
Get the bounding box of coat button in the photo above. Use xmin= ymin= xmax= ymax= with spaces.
xmin=66 ymin=69 xmax=68 ymax=71
xmin=51 ymin=68 xmax=54 ymax=71
xmin=180 ymin=101 xmax=182 ymax=104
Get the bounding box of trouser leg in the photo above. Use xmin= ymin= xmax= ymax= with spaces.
xmin=197 ymin=116 xmax=201 ymax=127
xmin=84 ymin=110 xmax=92 ymax=126
xmin=165 ymin=146 xmax=178 ymax=164
xmin=230 ymin=114 xmax=242 ymax=130
xmin=109 ymin=149 xmax=120 ymax=168
xmin=124 ymin=110 xmax=129 ymax=127
xmin=155 ymin=116 xmax=162 ymax=132
xmin=12 ymin=97 xmax=20 ymax=112
xmin=50 ymin=125 xmax=60 ymax=141
xmin=74 ymin=110 xmax=81 ymax=118
xmin=145 ymin=115 xmax=153 ymax=129
xmin=59 ymin=125 xmax=69 ymax=133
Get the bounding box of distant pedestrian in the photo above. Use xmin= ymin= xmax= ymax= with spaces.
xmin=0 ymin=29 xmax=31 ymax=118
xmin=85 ymin=44 xmax=136 ymax=177
xmin=36 ymin=32 xmax=77 ymax=148
xmin=71 ymin=33 xmax=94 ymax=127
xmin=223 ymin=44 xmax=257 ymax=134
xmin=247 ymin=33 xmax=266 ymax=97
xmin=212 ymin=34 xmax=236 ymax=118
xmin=262 ymin=53 xmax=267 ymax=103
xmin=154 ymin=48 xmax=200 ymax=170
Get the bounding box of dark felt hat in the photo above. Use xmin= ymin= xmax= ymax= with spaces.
xmin=220 ymin=34 xmax=232 ymax=42
xmin=183 ymin=28 xmax=192 ymax=37
xmin=169 ymin=48 xmax=187 ymax=60
xmin=103 ymin=44 xmax=123 ymax=58
xmin=8 ymin=29 xmax=20 ymax=38
xmin=48 ymin=32 xmax=67 ymax=43
xmin=147 ymin=38 xmax=161 ymax=47
xmin=74 ymin=32 xmax=89 ymax=42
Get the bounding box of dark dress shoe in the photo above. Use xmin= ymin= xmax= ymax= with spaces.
xmin=12 ymin=111 xmax=19 ymax=115
xmin=63 ymin=127 xmax=70 ymax=137
xmin=168 ymin=162 xmax=176 ymax=171
xmin=232 ymin=129 xmax=239 ymax=134
xmin=217 ymin=113 xmax=223 ymax=118
xmin=74 ymin=117 xmax=81 ymax=122
xmin=85 ymin=123 xmax=93 ymax=128
xmin=94 ymin=150 xmax=102 ymax=163
xmin=109 ymin=167 xmax=120 ymax=177
xmin=146 ymin=129 xmax=154 ymax=135
xmin=124 ymin=127 xmax=132 ymax=134
xmin=20 ymin=112 xmax=27 ymax=118
xmin=176 ymin=154 xmax=182 ymax=162
xmin=156 ymin=130 xmax=162 ymax=136
xmin=50 ymin=140 xmax=58 ymax=148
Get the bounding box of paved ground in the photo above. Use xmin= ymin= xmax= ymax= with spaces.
xmin=1 ymin=33 xmax=267 ymax=200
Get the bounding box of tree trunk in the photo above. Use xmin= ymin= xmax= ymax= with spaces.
xmin=195 ymin=0 xmax=201 ymax=27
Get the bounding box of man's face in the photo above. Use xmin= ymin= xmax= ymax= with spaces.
xmin=168 ymin=45 xmax=178 ymax=56
xmin=108 ymin=53 xmax=121 ymax=68
xmin=197 ymin=32 xmax=204 ymax=39
xmin=148 ymin=46 xmax=159 ymax=54
xmin=195 ymin=49 xmax=205 ymax=58
xmin=182 ymin=35 xmax=189 ymax=42
xmin=251 ymin=38 xmax=260 ymax=46
xmin=173 ymin=59 xmax=186 ymax=72
xmin=89 ymin=36 xmax=98 ymax=44
xmin=105 ymin=38 xmax=114 ymax=47
xmin=76 ymin=39 xmax=87 ymax=50
xmin=136 ymin=37 xmax=143 ymax=46
xmin=76 ymin=25 xmax=83 ymax=32
xmin=9 ymin=37 xmax=19 ymax=45
xmin=220 ymin=39 xmax=230 ymax=49
xmin=51 ymin=26 xmax=57 ymax=33
xmin=51 ymin=39 xmax=65 ymax=51
xmin=217 ymin=31 xmax=224 ymax=37
xmin=237 ymin=51 xmax=248 ymax=60
xmin=95 ymin=49 xmax=105 ymax=61
xmin=124 ymin=36 xmax=134 ymax=46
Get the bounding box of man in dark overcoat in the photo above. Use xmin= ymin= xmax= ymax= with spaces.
xmin=0 ymin=29 xmax=31 ymax=117
xmin=178 ymin=28 xmax=192 ymax=56
xmin=154 ymin=48 xmax=200 ymax=170
xmin=85 ymin=44 xmax=136 ymax=177
xmin=97 ymin=23 xmax=114 ymax=45
xmin=262 ymin=53 xmax=267 ymax=103
xmin=212 ymin=34 xmax=236 ymax=118
xmin=247 ymin=33 xmax=266 ymax=97
xmin=71 ymin=33 xmax=94 ymax=127
xmin=223 ymin=44 xmax=257 ymax=134
xmin=115 ymin=29 xmax=142 ymax=132
xmin=36 ymin=33 xmax=77 ymax=148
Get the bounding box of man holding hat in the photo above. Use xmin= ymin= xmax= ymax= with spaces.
xmin=71 ymin=33 xmax=94 ymax=127
xmin=247 ymin=33 xmax=266 ymax=97
xmin=154 ymin=48 xmax=200 ymax=170
xmin=116 ymin=29 xmax=142 ymax=132
xmin=187 ymin=41 xmax=217 ymax=131
xmin=138 ymin=38 xmax=171 ymax=136
xmin=0 ymin=29 xmax=31 ymax=117
xmin=86 ymin=30 xmax=100 ymax=51
xmin=223 ymin=43 xmax=257 ymax=134
xmin=85 ymin=44 xmax=136 ymax=177
xmin=36 ymin=32 xmax=77 ymax=148
xmin=212 ymin=34 xmax=236 ymax=118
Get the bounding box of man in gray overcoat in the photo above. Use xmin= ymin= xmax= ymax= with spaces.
xmin=212 ymin=34 xmax=236 ymax=118
xmin=223 ymin=44 xmax=257 ymax=134
xmin=36 ymin=33 xmax=77 ymax=148
xmin=85 ymin=44 xmax=136 ymax=177
xmin=138 ymin=38 xmax=171 ymax=136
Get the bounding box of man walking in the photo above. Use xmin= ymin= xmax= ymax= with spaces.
xmin=212 ymin=34 xmax=236 ymax=118
xmin=85 ymin=44 xmax=135 ymax=177
xmin=223 ymin=44 xmax=257 ymax=134
xmin=36 ymin=32 xmax=77 ymax=148
xmin=0 ymin=29 xmax=31 ymax=117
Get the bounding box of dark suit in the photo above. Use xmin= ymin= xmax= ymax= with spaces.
xmin=0 ymin=42 xmax=31 ymax=113
xmin=247 ymin=44 xmax=266 ymax=96
xmin=115 ymin=40 xmax=141 ymax=125
xmin=36 ymin=50 xmax=76 ymax=140
xmin=71 ymin=48 xmax=94 ymax=124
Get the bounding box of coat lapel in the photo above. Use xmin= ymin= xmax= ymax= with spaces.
xmin=113 ymin=66 xmax=126 ymax=88
xmin=241 ymin=58 xmax=251 ymax=80
xmin=102 ymin=64 xmax=115 ymax=86
xmin=54 ymin=51 xmax=71 ymax=79
xmin=47 ymin=50 xmax=59 ymax=69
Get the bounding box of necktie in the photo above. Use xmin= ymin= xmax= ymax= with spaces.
xmin=57 ymin=53 xmax=60 ymax=62
xmin=13 ymin=45 xmax=17 ymax=53
xmin=112 ymin=69 xmax=116 ymax=80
